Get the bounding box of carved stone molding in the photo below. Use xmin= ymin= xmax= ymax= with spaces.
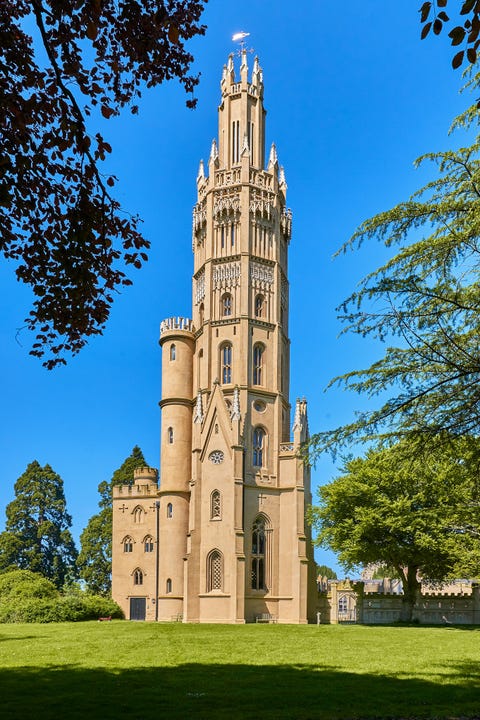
xmin=213 ymin=261 xmax=241 ymax=289
xmin=250 ymin=261 xmax=274 ymax=287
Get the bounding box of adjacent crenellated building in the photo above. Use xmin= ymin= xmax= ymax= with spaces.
xmin=111 ymin=48 xmax=317 ymax=623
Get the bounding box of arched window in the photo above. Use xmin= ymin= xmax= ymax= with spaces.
xmin=207 ymin=549 xmax=223 ymax=592
xmin=144 ymin=536 xmax=154 ymax=553
xmin=221 ymin=343 xmax=232 ymax=384
xmin=167 ymin=502 xmax=173 ymax=519
xmin=170 ymin=343 xmax=176 ymax=361
xmin=251 ymin=517 xmax=266 ymax=590
xmin=253 ymin=427 xmax=265 ymax=467
xmin=253 ymin=344 xmax=264 ymax=385
xmin=168 ymin=426 xmax=174 ymax=444
xmin=166 ymin=578 xmax=172 ymax=594
xmin=123 ymin=536 xmax=133 ymax=553
xmin=133 ymin=568 xmax=143 ymax=586
xmin=211 ymin=490 xmax=221 ymax=520
xmin=221 ymin=293 xmax=232 ymax=317
xmin=255 ymin=294 xmax=264 ymax=318
xmin=133 ymin=506 xmax=145 ymax=524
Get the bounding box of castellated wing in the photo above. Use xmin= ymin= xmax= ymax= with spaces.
xmin=112 ymin=49 xmax=317 ymax=623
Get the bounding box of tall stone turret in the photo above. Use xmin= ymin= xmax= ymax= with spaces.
xmin=157 ymin=316 xmax=194 ymax=619
xmin=111 ymin=47 xmax=316 ymax=624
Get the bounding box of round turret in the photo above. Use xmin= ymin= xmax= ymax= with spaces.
xmin=159 ymin=316 xmax=194 ymax=493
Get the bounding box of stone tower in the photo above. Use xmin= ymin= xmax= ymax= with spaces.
xmin=112 ymin=49 xmax=317 ymax=623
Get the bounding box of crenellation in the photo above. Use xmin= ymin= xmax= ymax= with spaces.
xmin=160 ymin=316 xmax=193 ymax=336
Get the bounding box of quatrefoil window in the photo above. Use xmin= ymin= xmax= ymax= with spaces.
xmin=209 ymin=450 xmax=224 ymax=465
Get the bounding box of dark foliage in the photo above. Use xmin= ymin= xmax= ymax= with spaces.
xmin=1 ymin=0 xmax=206 ymax=367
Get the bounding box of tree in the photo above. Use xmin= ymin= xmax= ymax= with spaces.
xmin=2 ymin=1 xmax=206 ymax=368
xmin=309 ymin=437 xmax=480 ymax=620
xmin=77 ymin=445 xmax=147 ymax=594
xmin=419 ymin=1 xmax=480 ymax=68
xmin=0 ymin=461 xmax=78 ymax=588
xmin=308 ymin=81 xmax=480 ymax=459
xmin=316 ymin=564 xmax=337 ymax=580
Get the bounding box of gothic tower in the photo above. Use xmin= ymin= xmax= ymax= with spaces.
xmin=112 ymin=49 xmax=317 ymax=623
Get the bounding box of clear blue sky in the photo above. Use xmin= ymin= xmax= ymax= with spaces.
xmin=0 ymin=2 xmax=470 ymax=575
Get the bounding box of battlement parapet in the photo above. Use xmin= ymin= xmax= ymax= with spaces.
xmin=113 ymin=482 xmax=158 ymax=498
xmin=133 ymin=466 xmax=158 ymax=482
xmin=160 ymin=317 xmax=193 ymax=337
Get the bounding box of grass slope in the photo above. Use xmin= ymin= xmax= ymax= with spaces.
xmin=1 ymin=622 xmax=480 ymax=719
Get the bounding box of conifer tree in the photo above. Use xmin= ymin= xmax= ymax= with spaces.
xmin=308 ymin=76 xmax=480 ymax=458
xmin=0 ymin=461 xmax=77 ymax=588
xmin=78 ymin=446 xmax=147 ymax=595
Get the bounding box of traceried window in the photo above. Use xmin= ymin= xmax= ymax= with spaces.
xmin=166 ymin=578 xmax=172 ymax=594
xmin=133 ymin=506 xmax=145 ymax=524
xmin=338 ymin=595 xmax=348 ymax=614
xmin=255 ymin=294 xmax=264 ymax=318
xmin=211 ymin=490 xmax=221 ymax=520
xmin=144 ymin=536 xmax=154 ymax=553
xmin=170 ymin=343 xmax=176 ymax=361
xmin=207 ymin=549 xmax=223 ymax=592
xmin=253 ymin=427 xmax=265 ymax=467
xmin=167 ymin=502 xmax=173 ymax=519
xmin=253 ymin=344 xmax=264 ymax=386
xmin=221 ymin=293 xmax=232 ymax=317
xmin=123 ymin=536 xmax=133 ymax=553
xmin=221 ymin=343 xmax=232 ymax=384
xmin=251 ymin=517 xmax=266 ymax=591
xmin=133 ymin=568 xmax=143 ymax=586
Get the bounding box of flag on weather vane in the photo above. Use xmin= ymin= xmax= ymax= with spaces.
xmin=232 ymin=31 xmax=250 ymax=43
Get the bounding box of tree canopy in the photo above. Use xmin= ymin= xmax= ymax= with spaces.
xmin=308 ymin=71 xmax=480 ymax=458
xmin=0 ymin=461 xmax=78 ymax=588
xmin=309 ymin=437 xmax=480 ymax=620
xmin=2 ymin=0 xmax=206 ymax=368
xmin=420 ymin=1 xmax=480 ymax=68
xmin=77 ymin=446 xmax=147 ymax=594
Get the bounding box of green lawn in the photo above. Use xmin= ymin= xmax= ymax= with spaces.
xmin=1 ymin=622 xmax=479 ymax=719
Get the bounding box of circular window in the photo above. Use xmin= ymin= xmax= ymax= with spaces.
xmin=209 ymin=450 xmax=224 ymax=465
xmin=253 ymin=400 xmax=266 ymax=413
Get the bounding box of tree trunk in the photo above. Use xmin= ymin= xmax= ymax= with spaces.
xmin=399 ymin=566 xmax=420 ymax=622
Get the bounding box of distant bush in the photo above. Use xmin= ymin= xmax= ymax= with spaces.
xmin=0 ymin=569 xmax=58 ymax=601
xmin=0 ymin=570 xmax=123 ymax=623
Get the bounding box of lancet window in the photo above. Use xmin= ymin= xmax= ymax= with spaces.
xmin=221 ymin=343 xmax=232 ymax=384
xmin=255 ymin=294 xmax=264 ymax=318
xmin=253 ymin=427 xmax=265 ymax=467
xmin=251 ymin=517 xmax=266 ymax=591
xmin=144 ymin=536 xmax=154 ymax=553
xmin=123 ymin=536 xmax=133 ymax=553
xmin=211 ymin=490 xmax=221 ymax=520
xmin=207 ymin=549 xmax=223 ymax=592
xmin=222 ymin=293 xmax=232 ymax=317
xmin=170 ymin=343 xmax=176 ymax=361
xmin=253 ymin=344 xmax=264 ymax=386
xmin=133 ymin=506 xmax=145 ymax=524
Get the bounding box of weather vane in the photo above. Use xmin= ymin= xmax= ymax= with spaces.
xmin=232 ymin=31 xmax=253 ymax=55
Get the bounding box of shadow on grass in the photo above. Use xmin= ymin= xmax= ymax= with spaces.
xmin=2 ymin=661 xmax=480 ymax=720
